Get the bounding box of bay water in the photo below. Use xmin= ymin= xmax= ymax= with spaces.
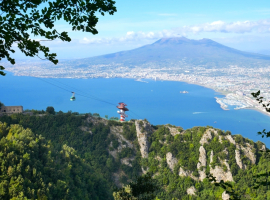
xmin=1 ymin=73 xmax=270 ymax=146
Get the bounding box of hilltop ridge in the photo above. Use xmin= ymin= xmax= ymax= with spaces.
xmin=0 ymin=111 xmax=269 ymax=199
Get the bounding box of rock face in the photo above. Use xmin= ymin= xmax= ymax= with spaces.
xmin=225 ymin=135 xmax=236 ymax=145
xmin=210 ymin=151 xmax=234 ymax=182
xmin=241 ymin=144 xmax=256 ymax=164
xmin=235 ymin=144 xmax=256 ymax=169
xmin=200 ymin=129 xmax=213 ymax=145
xmin=187 ymin=186 xmax=197 ymax=196
xmin=166 ymin=152 xmax=178 ymax=172
xmin=260 ymin=144 xmax=266 ymax=151
xmin=121 ymin=158 xmax=133 ymax=167
xmin=222 ymin=191 xmax=230 ymax=200
xmin=166 ymin=126 xmax=181 ymax=136
xmin=200 ymin=128 xmax=219 ymax=145
xmin=108 ymin=126 xmax=134 ymax=159
xmin=179 ymin=167 xmax=198 ymax=181
xmin=197 ymin=146 xmax=207 ymax=181
xmin=135 ymin=120 xmax=153 ymax=158
xmin=235 ymin=149 xmax=244 ymax=169
xmin=179 ymin=167 xmax=188 ymax=177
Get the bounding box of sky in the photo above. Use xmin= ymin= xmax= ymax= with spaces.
xmin=12 ymin=0 xmax=270 ymax=59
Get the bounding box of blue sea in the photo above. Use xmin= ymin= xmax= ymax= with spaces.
xmin=1 ymin=73 xmax=270 ymax=147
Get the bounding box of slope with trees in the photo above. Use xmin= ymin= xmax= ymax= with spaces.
xmin=0 ymin=109 xmax=269 ymax=199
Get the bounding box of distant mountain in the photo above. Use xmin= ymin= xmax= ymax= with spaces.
xmin=70 ymin=37 xmax=270 ymax=68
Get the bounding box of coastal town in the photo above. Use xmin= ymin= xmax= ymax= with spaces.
xmin=5 ymin=62 xmax=270 ymax=115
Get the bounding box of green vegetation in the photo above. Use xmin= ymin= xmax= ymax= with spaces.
xmin=0 ymin=111 xmax=269 ymax=199
xmin=113 ymin=173 xmax=159 ymax=200
xmin=0 ymin=122 xmax=111 ymax=199
xmin=0 ymin=0 xmax=117 ymax=76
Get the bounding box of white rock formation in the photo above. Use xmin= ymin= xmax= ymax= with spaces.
xmin=179 ymin=167 xmax=198 ymax=181
xmin=222 ymin=191 xmax=230 ymax=200
xmin=225 ymin=135 xmax=236 ymax=145
xmin=121 ymin=158 xmax=133 ymax=167
xmin=166 ymin=126 xmax=181 ymax=136
xmin=219 ymin=135 xmax=223 ymax=143
xmin=179 ymin=167 xmax=189 ymax=177
xmin=197 ymin=146 xmax=207 ymax=181
xmin=240 ymin=145 xmax=256 ymax=164
xmin=235 ymin=149 xmax=244 ymax=169
xmin=187 ymin=186 xmax=197 ymax=196
xmin=135 ymin=120 xmax=152 ymax=158
xmin=166 ymin=152 xmax=178 ymax=172
xmin=108 ymin=126 xmax=134 ymax=158
xmin=260 ymin=144 xmax=266 ymax=151
xmin=210 ymin=151 xmax=234 ymax=182
xmin=141 ymin=167 xmax=149 ymax=174
xmin=210 ymin=150 xmax=214 ymax=163
xmin=200 ymin=129 xmax=213 ymax=145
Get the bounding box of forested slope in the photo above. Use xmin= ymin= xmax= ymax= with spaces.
xmin=0 ymin=111 xmax=269 ymax=199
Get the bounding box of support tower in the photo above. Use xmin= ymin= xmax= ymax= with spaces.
xmin=117 ymin=102 xmax=129 ymax=122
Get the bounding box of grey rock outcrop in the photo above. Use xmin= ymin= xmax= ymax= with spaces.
xmin=219 ymin=135 xmax=223 ymax=143
xmin=260 ymin=144 xmax=266 ymax=151
xmin=222 ymin=191 xmax=230 ymax=200
xmin=179 ymin=167 xmax=189 ymax=177
xmin=200 ymin=129 xmax=213 ymax=145
xmin=241 ymin=144 xmax=256 ymax=164
xmin=200 ymin=128 xmax=219 ymax=145
xmin=166 ymin=126 xmax=181 ymax=136
xmin=197 ymin=146 xmax=207 ymax=181
xmin=166 ymin=152 xmax=178 ymax=172
xmin=179 ymin=167 xmax=198 ymax=181
xmin=235 ymin=149 xmax=244 ymax=169
xmin=210 ymin=150 xmax=214 ymax=163
xmin=141 ymin=167 xmax=149 ymax=174
xmin=121 ymin=158 xmax=133 ymax=167
xmin=108 ymin=126 xmax=134 ymax=158
xmin=210 ymin=151 xmax=234 ymax=182
xmin=187 ymin=186 xmax=197 ymax=196
xmin=225 ymin=135 xmax=236 ymax=145
xmin=135 ymin=120 xmax=153 ymax=158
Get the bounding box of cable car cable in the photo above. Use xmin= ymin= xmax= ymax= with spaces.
xmin=47 ymin=78 xmax=117 ymax=105
xmin=35 ymin=77 xmax=141 ymax=119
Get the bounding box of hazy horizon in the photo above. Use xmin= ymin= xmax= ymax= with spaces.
xmin=9 ymin=0 xmax=270 ymax=60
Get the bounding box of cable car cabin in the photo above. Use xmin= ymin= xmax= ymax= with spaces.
xmin=70 ymin=92 xmax=75 ymax=101
xmin=70 ymin=96 xmax=76 ymax=101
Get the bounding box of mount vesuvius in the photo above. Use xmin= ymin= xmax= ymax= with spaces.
xmin=69 ymin=37 xmax=270 ymax=68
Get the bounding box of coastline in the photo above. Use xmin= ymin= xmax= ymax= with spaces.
xmin=6 ymin=72 xmax=270 ymax=118
xmin=242 ymin=107 xmax=270 ymax=117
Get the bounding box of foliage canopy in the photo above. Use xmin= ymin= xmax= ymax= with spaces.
xmin=0 ymin=0 xmax=117 ymax=76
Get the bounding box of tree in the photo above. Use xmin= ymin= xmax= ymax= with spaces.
xmin=208 ymin=90 xmax=270 ymax=199
xmin=0 ymin=0 xmax=117 ymax=76
xmin=113 ymin=173 xmax=160 ymax=200
xmin=0 ymin=101 xmax=4 ymax=109
xmin=46 ymin=106 xmax=55 ymax=115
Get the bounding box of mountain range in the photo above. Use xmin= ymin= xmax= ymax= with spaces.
xmin=69 ymin=37 xmax=270 ymax=68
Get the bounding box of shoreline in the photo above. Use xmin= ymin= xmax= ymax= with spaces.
xmin=6 ymin=72 xmax=270 ymax=118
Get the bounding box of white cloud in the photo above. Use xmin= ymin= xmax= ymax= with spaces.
xmin=179 ymin=19 xmax=270 ymax=34
xmin=76 ymin=19 xmax=270 ymax=45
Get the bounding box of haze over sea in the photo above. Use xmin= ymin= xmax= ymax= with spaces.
xmin=1 ymin=73 xmax=270 ymax=147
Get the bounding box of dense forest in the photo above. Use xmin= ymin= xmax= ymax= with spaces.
xmin=0 ymin=110 xmax=269 ymax=199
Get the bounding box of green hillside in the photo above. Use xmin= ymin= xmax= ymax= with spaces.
xmin=0 ymin=111 xmax=269 ymax=199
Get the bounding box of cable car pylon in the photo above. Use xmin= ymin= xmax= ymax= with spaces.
xmin=117 ymin=102 xmax=129 ymax=122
